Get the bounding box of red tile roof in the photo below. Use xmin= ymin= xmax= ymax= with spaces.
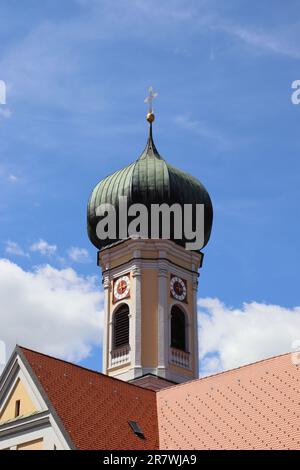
xmin=19 ymin=346 xmax=159 ymax=450
xmin=157 ymin=352 xmax=300 ymax=450
xmin=18 ymin=347 xmax=300 ymax=450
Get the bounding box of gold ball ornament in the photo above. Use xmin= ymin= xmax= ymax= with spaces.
xmin=146 ymin=112 xmax=155 ymax=123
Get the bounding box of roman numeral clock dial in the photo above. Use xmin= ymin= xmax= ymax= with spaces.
xmin=113 ymin=275 xmax=130 ymax=302
xmin=170 ymin=275 xmax=187 ymax=302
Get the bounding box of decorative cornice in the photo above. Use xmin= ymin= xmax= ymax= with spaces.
xmin=158 ymin=259 xmax=168 ymax=278
xmin=158 ymin=268 xmax=168 ymax=278
xmin=98 ymin=238 xmax=203 ymax=268
xmin=132 ymin=262 xmax=142 ymax=278
xmin=0 ymin=411 xmax=50 ymax=438
xmin=101 ymin=257 xmax=199 ymax=279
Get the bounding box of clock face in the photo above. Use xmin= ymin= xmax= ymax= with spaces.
xmin=113 ymin=275 xmax=130 ymax=302
xmin=170 ymin=276 xmax=187 ymax=302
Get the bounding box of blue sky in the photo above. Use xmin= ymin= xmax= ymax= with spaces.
xmin=1 ymin=0 xmax=300 ymax=375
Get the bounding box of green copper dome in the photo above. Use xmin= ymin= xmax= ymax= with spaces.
xmin=87 ymin=124 xmax=213 ymax=251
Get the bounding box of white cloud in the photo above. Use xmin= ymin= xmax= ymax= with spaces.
xmin=198 ymin=298 xmax=300 ymax=377
xmin=30 ymin=239 xmax=57 ymax=256
xmin=0 ymin=258 xmax=299 ymax=375
xmin=0 ymin=259 xmax=103 ymax=362
xmin=8 ymin=174 xmax=19 ymax=183
xmin=68 ymin=246 xmax=91 ymax=264
xmin=5 ymin=241 xmax=28 ymax=257
xmin=219 ymin=23 xmax=300 ymax=59
xmin=0 ymin=0 xmax=209 ymax=117
xmin=174 ymin=115 xmax=230 ymax=150
xmin=0 ymin=0 xmax=297 ymax=137
xmin=200 ymin=354 xmax=223 ymax=376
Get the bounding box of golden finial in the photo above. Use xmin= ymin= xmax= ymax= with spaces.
xmin=146 ymin=112 xmax=155 ymax=123
xmin=144 ymin=86 xmax=158 ymax=123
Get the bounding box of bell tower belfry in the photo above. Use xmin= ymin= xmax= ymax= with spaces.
xmin=98 ymin=238 xmax=203 ymax=383
xmin=87 ymin=93 xmax=213 ymax=385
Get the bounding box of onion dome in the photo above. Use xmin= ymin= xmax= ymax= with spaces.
xmin=87 ymin=115 xmax=213 ymax=251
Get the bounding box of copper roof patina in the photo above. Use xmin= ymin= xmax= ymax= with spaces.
xmin=87 ymin=123 xmax=213 ymax=251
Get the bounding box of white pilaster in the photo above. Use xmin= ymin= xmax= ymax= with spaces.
xmin=131 ymin=250 xmax=142 ymax=376
xmin=101 ymin=254 xmax=110 ymax=374
xmin=192 ymin=274 xmax=199 ymax=379
xmin=102 ymin=274 xmax=111 ymax=374
xmin=157 ymin=254 xmax=169 ymax=378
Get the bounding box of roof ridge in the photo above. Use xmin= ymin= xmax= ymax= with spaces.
xmin=17 ymin=345 xmax=156 ymax=393
xmin=18 ymin=346 xmax=293 ymax=395
xmin=157 ymin=351 xmax=293 ymax=393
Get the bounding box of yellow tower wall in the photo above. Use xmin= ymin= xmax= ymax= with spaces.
xmin=141 ymin=268 xmax=158 ymax=368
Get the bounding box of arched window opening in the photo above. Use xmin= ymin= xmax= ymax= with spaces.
xmin=170 ymin=305 xmax=186 ymax=352
xmin=113 ymin=305 xmax=129 ymax=349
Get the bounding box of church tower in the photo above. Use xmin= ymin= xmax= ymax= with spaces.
xmin=87 ymin=95 xmax=213 ymax=385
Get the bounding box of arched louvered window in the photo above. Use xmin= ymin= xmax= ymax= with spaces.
xmin=170 ymin=305 xmax=186 ymax=352
xmin=113 ymin=304 xmax=129 ymax=349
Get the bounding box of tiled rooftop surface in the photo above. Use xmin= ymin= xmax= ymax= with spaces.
xmin=20 ymin=347 xmax=159 ymax=450
xmin=157 ymin=353 xmax=300 ymax=449
xmin=18 ymin=347 xmax=300 ymax=450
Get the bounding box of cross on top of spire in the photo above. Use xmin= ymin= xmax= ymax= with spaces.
xmin=144 ymin=86 xmax=158 ymax=114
